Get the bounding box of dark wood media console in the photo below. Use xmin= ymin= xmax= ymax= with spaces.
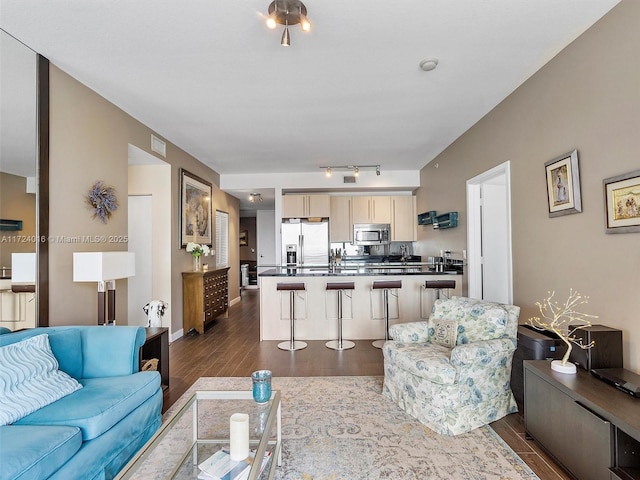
xmin=524 ymin=360 xmax=640 ymax=480
xmin=140 ymin=327 xmax=169 ymax=391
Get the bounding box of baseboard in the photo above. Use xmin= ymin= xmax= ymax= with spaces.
xmin=170 ymin=328 xmax=184 ymax=342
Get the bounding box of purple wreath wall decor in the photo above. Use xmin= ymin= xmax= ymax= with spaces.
xmin=86 ymin=180 xmax=119 ymax=223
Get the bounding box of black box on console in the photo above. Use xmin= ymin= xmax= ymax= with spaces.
xmin=511 ymin=325 xmax=567 ymax=410
xmin=569 ymin=324 xmax=623 ymax=371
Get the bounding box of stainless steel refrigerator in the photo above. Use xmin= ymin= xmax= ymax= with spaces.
xmin=281 ymin=220 xmax=329 ymax=265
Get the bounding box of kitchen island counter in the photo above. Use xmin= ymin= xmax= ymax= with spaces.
xmin=259 ymin=268 xmax=464 ymax=341
xmin=259 ymin=264 xmax=461 ymax=276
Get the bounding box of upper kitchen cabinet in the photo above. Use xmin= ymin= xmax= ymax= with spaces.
xmin=282 ymin=194 xmax=330 ymax=218
xmin=330 ymin=196 xmax=352 ymax=242
xmin=352 ymin=196 xmax=392 ymax=224
xmin=391 ymin=195 xmax=416 ymax=241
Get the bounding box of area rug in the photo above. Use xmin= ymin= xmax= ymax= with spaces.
xmin=160 ymin=376 xmax=538 ymax=480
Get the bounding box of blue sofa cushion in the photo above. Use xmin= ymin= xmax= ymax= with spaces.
xmin=0 ymin=425 xmax=82 ymax=480
xmin=16 ymin=371 xmax=161 ymax=441
xmin=46 ymin=328 xmax=83 ymax=379
xmin=0 ymin=334 xmax=83 ymax=426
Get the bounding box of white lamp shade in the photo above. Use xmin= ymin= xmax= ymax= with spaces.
xmin=73 ymin=252 xmax=135 ymax=282
xmin=11 ymin=253 xmax=36 ymax=283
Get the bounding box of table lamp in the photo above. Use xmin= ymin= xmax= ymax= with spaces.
xmin=11 ymin=252 xmax=36 ymax=293
xmin=73 ymin=252 xmax=135 ymax=325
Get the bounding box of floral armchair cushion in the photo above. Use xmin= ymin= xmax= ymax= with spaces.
xmin=428 ymin=296 xmax=518 ymax=345
xmin=383 ymin=297 xmax=520 ymax=435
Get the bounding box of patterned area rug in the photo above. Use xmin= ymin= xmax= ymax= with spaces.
xmin=162 ymin=376 xmax=537 ymax=480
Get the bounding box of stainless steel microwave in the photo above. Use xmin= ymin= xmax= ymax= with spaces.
xmin=353 ymin=223 xmax=391 ymax=245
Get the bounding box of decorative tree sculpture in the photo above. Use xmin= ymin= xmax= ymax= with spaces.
xmin=528 ymin=289 xmax=598 ymax=374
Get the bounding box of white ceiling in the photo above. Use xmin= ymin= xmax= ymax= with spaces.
xmin=0 ymin=0 xmax=619 ymax=210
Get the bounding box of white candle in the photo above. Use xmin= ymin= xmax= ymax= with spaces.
xmin=229 ymin=413 xmax=249 ymax=461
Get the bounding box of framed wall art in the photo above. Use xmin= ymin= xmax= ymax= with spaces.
xmin=603 ymin=169 xmax=640 ymax=234
xmin=239 ymin=229 xmax=248 ymax=246
xmin=545 ymin=149 xmax=582 ymax=217
xmin=180 ymin=168 xmax=212 ymax=247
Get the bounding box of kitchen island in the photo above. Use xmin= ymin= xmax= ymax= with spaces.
xmin=258 ymin=264 xmax=463 ymax=341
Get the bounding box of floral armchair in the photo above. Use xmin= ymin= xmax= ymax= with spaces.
xmin=382 ymin=296 xmax=520 ymax=435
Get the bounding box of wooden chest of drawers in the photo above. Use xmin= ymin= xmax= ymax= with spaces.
xmin=182 ymin=267 xmax=229 ymax=335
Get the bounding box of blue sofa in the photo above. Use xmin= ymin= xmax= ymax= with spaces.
xmin=0 ymin=326 xmax=163 ymax=480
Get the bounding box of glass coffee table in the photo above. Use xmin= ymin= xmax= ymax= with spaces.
xmin=116 ymin=390 xmax=282 ymax=480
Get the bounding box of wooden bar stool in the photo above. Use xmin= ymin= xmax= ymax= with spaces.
xmin=426 ymin=279 xmax=456 ymax=300
xmin=277 ymin=282 xmax=307 ymax=351
xmin=421 ymin=280 xmax=456 ymax=318
xmin=372 ymin=280 xmax=402 ymax=349
xmin=325 ymin=282 xmax=355 ymax=351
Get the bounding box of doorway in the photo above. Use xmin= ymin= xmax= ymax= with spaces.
xmin=128 ymin=195 xmax=153 ymax=326
xmin=127 ymin=145 xmax=172 ymax=334
xmin=257 ymin=209 xmax=276 ymax=275
xmin=466 ymin=161 xmax=513 ymax=304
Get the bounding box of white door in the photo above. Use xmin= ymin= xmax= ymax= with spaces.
xmin=257 ymin=210 xmax=276 ymax=272
xmin=467 ymin=162 xmax=513 ymax=304
xmin=128 ymin=195 xmax=153 ymax=326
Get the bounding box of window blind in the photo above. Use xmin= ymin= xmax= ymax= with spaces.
xmin=215 ymin=210 xmax=229 ymax=268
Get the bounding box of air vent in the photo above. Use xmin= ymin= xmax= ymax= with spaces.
xmin=343 ymin=175 xmax=356 ymax=184
xmin=151 ymin=135 xmax=166 ymax=157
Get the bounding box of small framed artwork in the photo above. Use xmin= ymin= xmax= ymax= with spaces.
xmin=545 ymin=149 xmax=582 ymax=217
xmin=603 ymin=169 xmax=640 ymax=234
xmin=180 ymin=169 xmax=212 ymax=247
xmin=239 ymin=230 xmax=248 ymax=246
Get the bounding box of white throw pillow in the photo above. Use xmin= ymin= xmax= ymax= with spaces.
xmin=0 ymin=334 xmax=82 ymax=426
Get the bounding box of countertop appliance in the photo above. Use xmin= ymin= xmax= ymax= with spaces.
xmin=353 ymin=223 xmax=390 ymax=245
xmin=286 ymin=244 xmax=297 ymax=265
xmin=281 ymin=219 xmax=329 ymax=265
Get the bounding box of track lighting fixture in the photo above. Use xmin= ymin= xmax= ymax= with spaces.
xmin=319 ymin=165 xmax=381 ymax=177
xmin=266 ymin=0 xmax=311 ymax=47
xmin=248 ymin=193 xmax=263 ymax=203
xmin=281 ymin=20 xmax=290 ymax=46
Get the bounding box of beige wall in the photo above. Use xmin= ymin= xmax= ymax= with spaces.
xmin=48 ymin=66 xmax=240 ymax=332
xmin=415 ymin=0 xmax=640 ymax=371
xmin=0 ymin=172 xmax=36 ymax=267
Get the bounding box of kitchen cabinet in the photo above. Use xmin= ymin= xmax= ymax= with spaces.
xmin=182 ymin=267 xmax=229 ymax=335
xmin=282 ymin=194 xmax=330 ymax=218
xmin=351 ymin=196 xmax=391 ymax=224
xmin=524 ymin=361 xmax=640 ymax=480
xmin=391 ymin=196 xmax=416 ymax=241
xmin=330 ymin=196 xmax=352 ymax=242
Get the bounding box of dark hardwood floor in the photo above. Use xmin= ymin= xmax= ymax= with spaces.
xmin=164 ymin=289 xmax=571 ymax=480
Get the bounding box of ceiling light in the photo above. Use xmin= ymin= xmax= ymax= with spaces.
xmin=319 ymin=165 xmax=380 ymax=177
xmin=281 ymin=21 xmax=290 ymax=47
xmin=419 ymin=58 xmax=439 ymax=72
xmin=299 ymin=7 xmax=311 ymax=32
xmin=267 ymin=0 xmax=311 ymax=47
xmin=249 ymin=193 xmax=263 ymax=203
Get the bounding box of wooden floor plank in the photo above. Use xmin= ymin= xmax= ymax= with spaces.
xmin=164 ymin=289 xmax=569 ymax=480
